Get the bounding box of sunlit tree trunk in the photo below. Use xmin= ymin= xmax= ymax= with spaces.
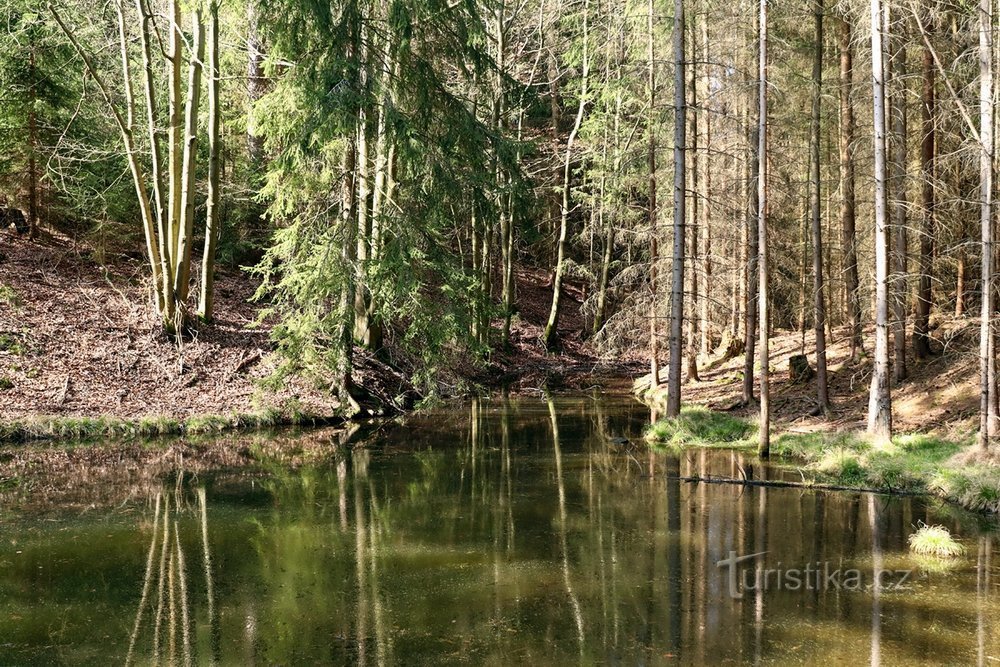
xmin=867 ymin=0 xmax=893 ymax=445
xmin=979 ymin=0 xmax=995 ymax=451
xmin=543 ymin=0 xmax=589 ymax=351
xmin=648 ymin=0 xmax=659 ymax=385
xmin=198 ymin=1 xmax=222 ymax=322
xmin=134 ymin=0 xmax=169 ymax=311
xmin=51 ymin=3 xmax=164 ymax=316
xmin=666 ymin=0 xmax=686 ymax=417
xmin=810 ymin=0 xmax=830 ymax=414
xmin=173 ymin=7 xmax=205 ymax=307
xmin=758 ymin=0 xmax=770 ymax=456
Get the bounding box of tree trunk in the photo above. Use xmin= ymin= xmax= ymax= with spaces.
xmin=810 ymin=0 xmax=830 ymax=414
xmin=889 ymin=29 xmax=908 ymax=384
xmin=698 ymin=15 xmax=712 ymax=360
xmin=979 ymin=0 xmax=994 ymax=451
xmin=867 ymin=0 xmax=893 ymax=445
xmin=913 ymin=38 xmax=935 ymax=359
xmin=666 ymin=0 xmax=686 ymax=417
xmin=27 ymin=44 xmax=38 ymax=239
xmin=685 ymin=19 xmax=700 ymax=383
xmin=758 ymin=0 xmax=770 ymax=456
xmin=134 ymin=0 xmax=169 ymax=313
xmin=648 ymin=0 xmax=659 ymax=386
xmin=838 ymin=18 xmax=863 ymax=362
xmin=543 ymin=0 xmax=589 ymax=351
xmin=198 ymin=1 xmax=222 ymax=322
xmin=247 ymin=0 xmax=266 ymax=165
xmin=742 ymin=18 xmax=759 ymax=407
xmin=173 ymin=8 xmax=205 ymax=309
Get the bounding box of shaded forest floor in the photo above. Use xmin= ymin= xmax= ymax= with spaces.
xmin=0 ymin=230 xmax=633 ymax=429
xmin=640 ymin=316 xmax=982 ymax=442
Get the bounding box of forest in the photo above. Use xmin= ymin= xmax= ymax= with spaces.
xmin=2 ymin=0 xmax=999 ymax=448
xmin=8 ymin=0 xmax=1000 ymax=661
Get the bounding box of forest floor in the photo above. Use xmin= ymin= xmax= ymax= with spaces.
xmin=638 ymin=316 xmax=982 ymax=441
xmin=0 ymin=229 xmax=633 ymax=437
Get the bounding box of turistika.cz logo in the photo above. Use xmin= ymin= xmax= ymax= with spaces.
xmin=715 ymin=551 xmax=914 ymax=599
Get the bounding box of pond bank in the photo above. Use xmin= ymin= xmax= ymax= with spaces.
xmin=641 ymin=402 xmax=1000 ymax=515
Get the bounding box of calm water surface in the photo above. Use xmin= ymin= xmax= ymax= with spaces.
xmin=2 ymin=395 xmax=999 ymax=665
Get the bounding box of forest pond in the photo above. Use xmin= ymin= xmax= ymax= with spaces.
xmin=2 ymin=395 xmax=999 ymax=665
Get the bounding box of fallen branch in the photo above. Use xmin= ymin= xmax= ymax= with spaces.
xmin=667 ymin=474 xmax=922 ymax=496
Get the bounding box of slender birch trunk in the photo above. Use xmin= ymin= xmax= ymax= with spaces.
xmin=543 ymin=0 xmax=589 ymax=351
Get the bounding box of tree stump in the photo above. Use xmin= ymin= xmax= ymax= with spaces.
xmin=715 ymin=329 xmax=745 ymax=361
xmin=789 ymin=354 xmax=815 ymax=384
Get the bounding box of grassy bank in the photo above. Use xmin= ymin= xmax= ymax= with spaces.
xmin=644 ymin=405 xmax=1000 ymax=514
xmin=0 ymin=405 xmax=342 ymax=444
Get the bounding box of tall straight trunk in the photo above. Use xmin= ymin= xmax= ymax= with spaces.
xmin=685 ymin=19 xmax=700 ymax=383
xmin=173 ymin=8 xmax=205 ymax=306
xmin=543 ymin=0 xmax=588 ymax=351
xmin=198 ymin=1 xmax=222 ymax=322
xmin=648 ymin=0 xmax=660 ymax=386
xmin=27 ymin=44 xmax=38 ymax=239
xmin=698 ymin=15 xmax=712 ymax=359
xmin=798 ymin=197 xmax=808 ymax=346
xmin=757 ymin=0 xmax=770 ymax=456
xmin=666 ymin=0 xmax=686 ymax=417
xmin=839 ymin=19 xmax=863 ymax=362
xmin=867 ymin=0 xmax=893 ymax=445
xmin=810 ymin=0 xmax=830 ymax=413
xmin=246 ymin=0 xmax=266 ymax=165
xmin=340 ymin=141 xmax=358 ymax=403
xmin=889 ymin=31 xmax=908 ymax=383
xmin=354 ymin=22 xmax=374 ymax=347
xmin=979 ymin=0 xmax=995 ymax=451
xmin=914 ymin=38 xmax=935 ymax=359
xmin=742 ymin=19 xmax=759 ymax=407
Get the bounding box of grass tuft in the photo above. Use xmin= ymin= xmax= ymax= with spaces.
xmin=644 ymin=406 xmax=756 ymax=448
xmin=908 ymin=524 xmax=966 ymax=557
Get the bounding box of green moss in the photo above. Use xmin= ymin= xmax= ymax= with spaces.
xmin=0 ymin=377 xmax=13 ymax=390
xmin=0 ymin=334 xmax=25 ymax=355
xmin=0 ymin=284 xmax=20 ymax=307
xmin=644 ymin=406 xmax=756 ymax=448
xmin=0 ymin=407 xmax=339 ymax=444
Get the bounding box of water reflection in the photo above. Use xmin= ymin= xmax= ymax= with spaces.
xmin=1 ymin=395 xmax=999 ymax=665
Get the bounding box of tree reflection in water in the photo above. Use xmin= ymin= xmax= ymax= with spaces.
xmin=2 ymin=395 xmax=1000 ymax=664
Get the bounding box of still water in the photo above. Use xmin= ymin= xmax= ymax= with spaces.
xmin=1 ymin=395 xmax=999 ymax=665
